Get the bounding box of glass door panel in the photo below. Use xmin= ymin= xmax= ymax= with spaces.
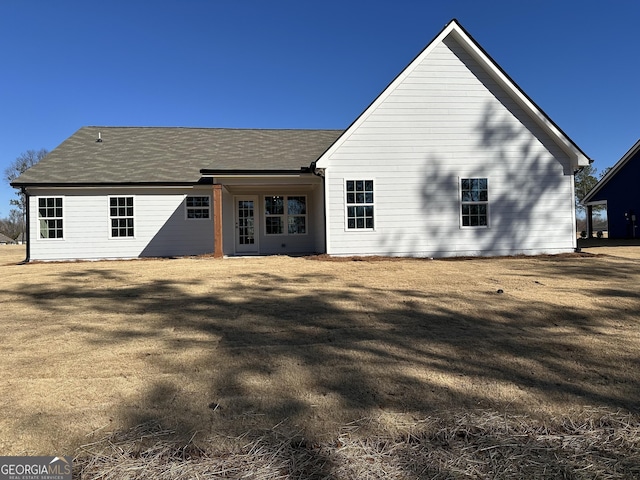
xmin=235 ymin=197 xmax=258 ymax=253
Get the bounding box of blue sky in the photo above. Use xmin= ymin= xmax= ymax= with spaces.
xmin=1 ymin=0 xmax=639 ymax=217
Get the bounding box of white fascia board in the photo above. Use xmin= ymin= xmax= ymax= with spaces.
xmin=582 ymin=138 xmax=640 ymax=203
xmin=462 ymin=34 xmax=590 ymax=168
xmin=316 ymin=20 xmax=590 ymax=169
xmin=316 ymin=22 xmax=459 ymax=167
xmin=444 ymin=25 xmax=590 ymax=169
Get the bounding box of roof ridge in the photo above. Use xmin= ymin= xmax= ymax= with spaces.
xmin=82 ymin=125 xmax=344 ymax=132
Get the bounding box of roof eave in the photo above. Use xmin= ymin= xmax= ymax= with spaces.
xmin=200 ymin=168 xmax=312 ymax=176
xmin=445 ymin=24 xmax=592 ymax=168
xmin=316 ymin=19 xmax=591 ymax=169
xmin=582 ymin=138 xmax=640 ymax=204
xmin=12 ymin=181 xmax=206 ymax=188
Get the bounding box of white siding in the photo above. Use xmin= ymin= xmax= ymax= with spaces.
xmin=323 ymin=37 xmax=577 ymax=257
xmin=28 ymin=187 xmax=214 ymax=261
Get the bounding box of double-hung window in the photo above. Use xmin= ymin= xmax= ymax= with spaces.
xmin=186 ymin=196 xmax=210 ymax=219
xmin=286 ymin=196 xmax=306 ymax=234
xmin=346 ymin=180 xmax=374 ymax=230
xmin=38 ymin=197 xmax=63 ymax=239
xmin=110 ymin=196 xmax=134 ymax=237
xmin=460 ymin=178 xmax=488 ymax=227
xmin=264 ymin=195 xmax=306 ymax=235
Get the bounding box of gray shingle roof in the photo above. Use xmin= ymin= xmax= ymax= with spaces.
xmin=12 ymin=126 xmax=344 ymax=185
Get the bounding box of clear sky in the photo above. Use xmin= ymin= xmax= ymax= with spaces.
xmin=1 ymin=0 xmax=639 ymax=217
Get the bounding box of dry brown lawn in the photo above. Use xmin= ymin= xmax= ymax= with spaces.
xmin=1 ymin=244 xmax=639 ymax=478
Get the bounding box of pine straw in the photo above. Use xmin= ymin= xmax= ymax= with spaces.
xmin=304 ymin=252 xmax=598 ymax=262
xmin=74 ymin=409 xmax=640 ymax=479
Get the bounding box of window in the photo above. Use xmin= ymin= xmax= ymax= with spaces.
xmin=264 ymin=195 xmax=306 ymax=235
xmin=109 ymin=196 xmax=134 ymax=237
xmin=265 ymin=196 xmax=284 ymax=234
xmin=186 ymin=196 xmax=210 ymax=219
xmin=287 ymin=196 xmax=306 ymax=234
xmin=38 ymin=197 xmax=63 ymax=239
xmin=346 ymin=180 xmax=374 ymax=229
xmin=461 ymin=178 xmax=488 ymax=227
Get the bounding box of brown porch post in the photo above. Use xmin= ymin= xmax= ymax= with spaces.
xmin=213 ymin=184 xmax=223 ymax=258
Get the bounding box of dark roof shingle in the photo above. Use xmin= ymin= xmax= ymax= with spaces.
xmin=13 ymin=126 xmax=343 ymax=185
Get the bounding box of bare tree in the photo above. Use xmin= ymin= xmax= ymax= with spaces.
xmin=598 ymin=166 xmax=612 ymax=179
xmin=0 ymin=210 xmax=24 ymax=240
xmin=4 ymin=148 xmax=48 ymax=240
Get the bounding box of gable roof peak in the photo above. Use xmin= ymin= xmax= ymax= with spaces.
xmin=316 ymin=18 xmax=590 ymax=169
xmin=582 ymin=138 xmax=640 ymax=204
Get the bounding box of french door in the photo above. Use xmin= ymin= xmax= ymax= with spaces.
xmin=235 ymin=196 xmax=258 ymax=254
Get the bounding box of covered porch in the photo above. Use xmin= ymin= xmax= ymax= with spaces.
xmin=208 ymin=173 xmax=326 ymax=257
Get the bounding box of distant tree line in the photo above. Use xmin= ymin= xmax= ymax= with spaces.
xmin=1 ymin=149 xmax=48 ymax=241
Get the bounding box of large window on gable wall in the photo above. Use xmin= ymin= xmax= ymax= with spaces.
xmin=346 ymin=180 xmax=374 ymax=230
xmin=460 ymin=178 xmax=488 ymax=227
xmin=264 ymin=195 xmax=307 ymax=235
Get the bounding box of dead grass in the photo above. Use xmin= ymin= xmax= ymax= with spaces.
xmin=1 ymin=244 xmax=639 ymax=478
xmin=75 ymin=409 xmax=640 ymax=479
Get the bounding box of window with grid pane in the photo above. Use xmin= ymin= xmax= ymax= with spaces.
xmin=461 ymin=178 xmax=488 ymax=227
xmin=265 ymin=196 xmax=284 ymax=234
xmin=38 ymin=197 xmax=63 ymax=239
xmin=287 ymin=196 xmax=306 ymax=234
xmin=346 ymin=180 xmax=374 ymax=230
xmin=186 ymin=196 xmax=210 ymax=219
xmin=109 ymin=196 xmax=134 ymax=237
xmin=264 ymin=196 xmax=306 ymax=235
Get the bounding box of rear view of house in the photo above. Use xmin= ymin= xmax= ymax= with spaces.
xmin=12 ymin=20 xmax=590 ymax=261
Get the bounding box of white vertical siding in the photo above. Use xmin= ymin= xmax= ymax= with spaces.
xmin=28 ymin=187 xmax=214 ymax=261
xmin=323 ymin=37 xmax=576 ymax=257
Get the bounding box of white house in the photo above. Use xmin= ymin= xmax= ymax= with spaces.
xmin=12 ymin=20 xmax=590 ymax=262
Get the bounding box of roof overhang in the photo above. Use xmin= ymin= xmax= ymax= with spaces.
xmin=582 ymin=138 xmax=640 ymax=205
xmin=316 ymin=19 xmax=591 ymax=170
xmin=445 ymin=22 xmax=591 ymax=169
xmin=199 ymin=168 xmax=312 ymax=177
xmin=11 ymin=181 xmax=206 ymax=188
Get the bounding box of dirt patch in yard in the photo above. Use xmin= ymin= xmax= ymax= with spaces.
xmin=1 ymin=244 xmax=639 ymax=477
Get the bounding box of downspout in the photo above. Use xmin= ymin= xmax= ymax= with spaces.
xmin=20 ymin=187 xmax=30 ymax=264
xmin=310 ymin=162 xmax=327 ymax=254
xmin=573 ymin=166 xmax=584 ymax=253
xmin=573 ymin=157 xmax=595 ymax=251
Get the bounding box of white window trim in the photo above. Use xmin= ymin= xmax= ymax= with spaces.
xmin=185 ymin=195 xmax=211 ymax=220
xmin=37 ymin=196 xmax=64 ymax=240
xmin=108 ymin=195 xmax=136 ymax=239
xmin=459 ymin=177 xmax=490 ymax=229
xmin=264 ymin=195 xmax=308 ymax=236
xmin=344 ymin=179 xmax=375 ymax=231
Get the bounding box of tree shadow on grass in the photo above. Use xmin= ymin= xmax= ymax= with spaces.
xmin=11 ymin=254 xmax=640 ymax=476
